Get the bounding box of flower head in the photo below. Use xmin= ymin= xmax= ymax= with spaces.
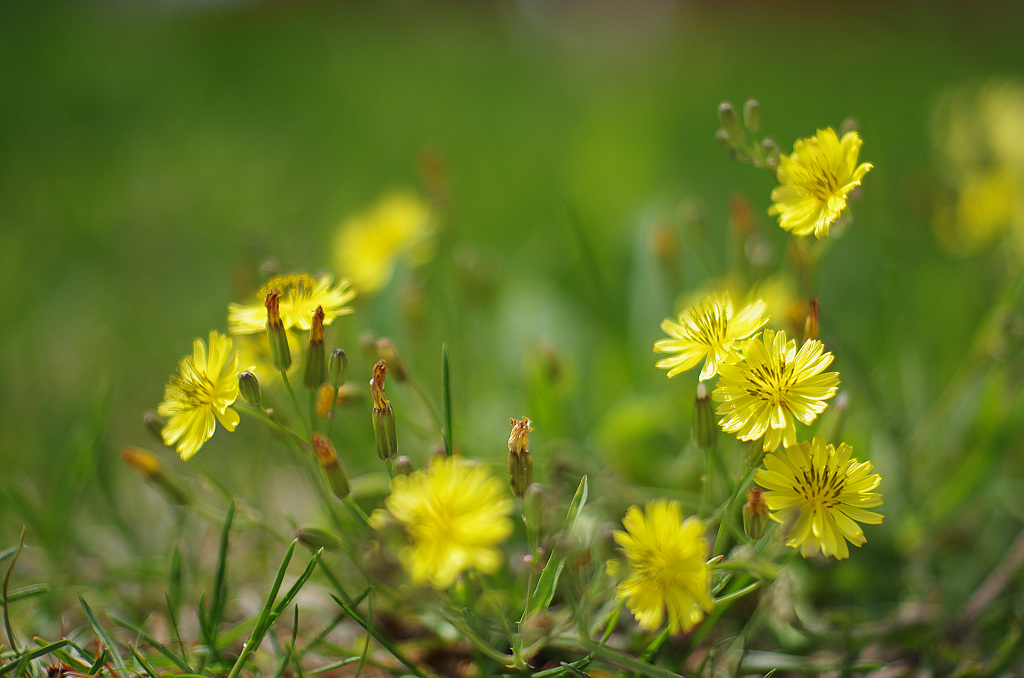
xmin=755 ymin=436 xmax=883 ymax=559
xmin=333 ymin=191 xmax=436 ymax=294
xmin=654 ymin=292 xmax=769 ymax=381
xmin=769 ymin=128 xmax=872 ymax=238
xmin=713 ymin=329 xmax=839 ymax=451
xmin=157 ymin=331 xmax=241 ymax=460
xmin=228 ymin=273 xmax=355 ymax=334
xmin=610 ymin=499 xmax=712 ymax=634
xmin=385 ymin=455 xmax=513 ymax=588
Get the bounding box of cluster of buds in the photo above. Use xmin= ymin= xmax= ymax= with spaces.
xmin=371 ymin=360 xmax=398 ymax=462
xmin=507 ymin=416 xmax=534 ymax=498
xmin=715 ymin=99 xmax=780 ymax=174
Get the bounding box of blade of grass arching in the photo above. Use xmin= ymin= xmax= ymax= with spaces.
xmin=5 ymin=583 xmax=47 ymax=603
xmin=225 ymin=540 xmax=300 ymax=678
xmin=559 ymin=661 xmax=595 ymax=678
xmin=0 ymin=639 xmax=68 ymax=676
xmin=0 ymin=654 xmax=29 ymax=678
xmin=527 ymin=655 xmax=593 ymax=678
xmin=1 ymin=528 xmax=25 ymax=654
xmin=272 ymin=606 xmax=301 ymax=678
xmin=78 ymin=596 xmax=127 ymax=671
xmin=266 ymin=545 xmax=322 ymax=629
xmin=298 ymin=610 xmax=348 ymax=658
xmin=166 ymin=591 xmax=187 ymax=661
xmin=441 ymin=344 xmax=453 ymax=457
xmin=526 ymin=476 xmax=588 ymax=616
xmin=110 ymin=613 xmax=193 ymax=673
xmin=210 ymin=500 xmax=237 ymax=642
xmin=308 ymin=657 xmax=359 ymax=675
xmin=128 ymin=643 xmax=161 ymax=678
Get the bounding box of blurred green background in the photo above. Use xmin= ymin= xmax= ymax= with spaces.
xmin=3 ymin=0 xmax=1024 ymax=644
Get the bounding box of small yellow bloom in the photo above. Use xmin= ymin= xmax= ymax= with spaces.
xmin=610 ymin=499 xmax=712 ymax=634
xmin=385 ymin=455 xmax=513 ymax=589
xmin=769 ymin=128 xmax=872 ymax=238
xmin=333 ymin=191 xmax=436 ymax=294
xmin=227 ymin=273 xmax=355 ymax=335
xmin=654 ymin=292 xmax=769 ymax=381
xmin=713 ymin=329 xmax=839 ymax=451
xmin=755 ymin=436 xmax=883 ymax=559
xmin=157 ymin=331 xmax=241 ymax=461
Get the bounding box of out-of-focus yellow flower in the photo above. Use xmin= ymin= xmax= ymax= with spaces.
xmin=157 ymin=331 xmax=241 ymax=461
xmin=228 ymin=273 xmax=355 ymax=335
xmin=333 ymin=191 xmax=436 ymax=294
xmin=384 ymin=455 xmax=513 ymax=589
xmin=755 ymin=436 xmax=883 ymax=559
xmin=654 ymin=292 xmax=769 ymax=381
xmin=232 ymin=331 xmax=302 ymax=388
xmin=713 ymin=329 xmax=839 ymax=451
xmin=609 ymin=499 xmax=712 ymax=634
xmin=769 ymin=128 xmax=872 ymax=238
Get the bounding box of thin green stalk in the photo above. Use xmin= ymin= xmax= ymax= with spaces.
xmin=713 ymin=467 xmax=755 ymax=558
xmin=577 ymin=639 xmax=688 ymax=678
xmin=308 ymin=389 xmax=317 ymax=437
xmin=633 ymin=627 xmax=671 ymax=678
xmin=441 ymin=344 xmax=453 ymax=456
xmin=408 ymin=377 xmax=444 ymax=435
xmin=238 ymin=404 xmax=308 ymax=448
xmin=1 ymin=528 xmax=25 ymax=654
xmin=281 ymin=371 xmax=311 ymax=439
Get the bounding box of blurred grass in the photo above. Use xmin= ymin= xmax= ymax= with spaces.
xmin=2 ymin=0 xmax=1024 ymax=647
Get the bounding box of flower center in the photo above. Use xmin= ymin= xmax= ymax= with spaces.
xmin=258 ymin=273 xmax=319 ymax=303
xmin=798 ymin=457 xmax=846 ymax=509
xmin=171 ymin=360 xmax=217 ymax=408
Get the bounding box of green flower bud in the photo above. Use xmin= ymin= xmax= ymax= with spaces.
xmin=303 ymin=306 xmax=327 ymax=390
xmin=742 ymin=487 xmax=768 ymax=541
xmin=691 ymin=382 xmax=718 ymax=451
xmin=507 ymin=416 xmax=534 ymax=499
xmin=394 ymin=455 xmax=415 ymax=476
xmin=265 ymin=288 xmax=291 ymax=372
xmin=143 ymin=410 xmax=165 ymax=443
xmin=370 ymin=360 xmax=398 ymax=462
xmin=743 ymin=98 xmax=760 ymax=135
xmin=329 ymin=348 xmax=348 ymax=388
xmin=717 ymin=102 xmax=742 ymax=142
xmin=296 ymin=525 xmax=343 ymax=551
xmin=238 ymin=370 xmax=262 ymax=406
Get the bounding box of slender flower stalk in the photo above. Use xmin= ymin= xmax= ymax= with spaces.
xmin=713 ymin=329 xmax=839 ymax=451
xmin=655 ymin=292 xmax=769 ymax=381
xmin=755 ymin=436 xmax=883 ymax=559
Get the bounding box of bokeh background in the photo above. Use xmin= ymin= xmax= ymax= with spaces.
xmin=3 ymin=0 xmax=1024 ymax=649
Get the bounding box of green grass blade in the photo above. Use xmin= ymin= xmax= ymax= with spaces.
xmin=307 ymin=657 xmax=359 ymax=675
xmin=528 ymin=475 xmax=588 ymax=615
xmin=129 ymin=643 xmax=162 ymax=678
xmin=110 ymin=612 xmax=193 ymax=673
xmin=79 ymin=596 xmax=127 ymax=671
xmin=1 ymin=528 xmax=25 ymax=654
xmin=442 ymin=343 xmax=452 ymax=456
xmin=210 ymin=500 xmax=237 ymax=639
xmin=0 ymin=640 xmax=68 ymax=676
xmin=5 ymin=583 xmax=47 ymax=603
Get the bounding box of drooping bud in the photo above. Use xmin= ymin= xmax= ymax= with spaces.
xmin=315 ymin=383 xmax=335 ymax=418
xmin=328 ymin=348 xmax=348 ymax=388
xmin=718 ymin=102 xmax=742 ymax=142
xmin=265 ymin=288 xmax=291 ymax=372
xmin=691 ymin=382 xmax=718 ymax=451
xmin=743 ymin=99 xmax=760 ymax=135
xmin=375 ymin=337 xmax=409 ymax=383
xmin=121 ymin=446 xmax=189 ymax=505
xmin=394 ymin=455 xmax=415 ymax=476
xmin=238 ymin=370 xmax=262 ymax=406
xmin=311 ymin=432 xmax=350 ymax=499
xmin=742 ymin=487 xmax=768 ymax=541
xmin=303 ymin=306 xmax=327 ymax=390
xmin=143 ymin=410 xmax=165 ymax=443
xmin=370 ymin=360 xmax=398 ymax=462
xmin=804 ymin=298 xmax=820 ymax=343
xmin=507 ymin=416 xmax=534 ymax=499
xmin=296 ymin=525 xmax=343 ymax=551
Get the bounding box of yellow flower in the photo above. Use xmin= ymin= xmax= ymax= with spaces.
xmin=755 ymin=436 xmax=883 ymax=559
xmin=333 ymin=191 xmax=436 ymax=294
xmin=610 ymin=499 xmax=712 ymax=634
xmin=713 ymin=329 xmax=839 ymax=451
xmin=228 ymin=273 xmax=355 ymax=335
xmin=768 ymin=128 xmax=872 ymax=238
xmin=385 ymin=455 xmax=513 ymax=589
xmin=157 ymin=331 xmax=241 ymax=461
xmin=654 ymin=292 xmax=769 ymax=381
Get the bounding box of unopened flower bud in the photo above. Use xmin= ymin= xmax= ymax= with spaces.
xmin=296 ymin=525 xmax=343 ymax=551
xmin=121 ymin=446 xmax=189 ymax=505
xmin=394 ymin=455 xmax=415 ymax=476
xmin=523 ymin=483 xmax=545 ymax=532
xmin=238 ymin=370 xmax=262 ymax=406
xmin=375 ymin=337 xmax=408 ymax=383
xmin=691 ymin=382 xmax=718 ymax=451
xmin=717 ymin=102 xmax=742 ymax=142
xmin=743 ymin=488 xmax=768 ymax=541
xmin=315 ymin=383 xmax=335 ymax=418
xmin=143 ymin=410 xmax=165 ymax=443
xmin=715 ymin=128 xmax=733 ymax=150
xmin=507 ymin=416 xmax=534 ymax=499
xmin=743 ymin=99 xmax=760 ymax=135
xmin=370 ymin=360 xmax=398 ymax=462
xmin=311 ymin=432 xmax=350 ymax=499
xmin=329 ymin=348 xmax=348 ymax=388
xmin=304 ymin=306 xmax=327 ymax=390
xmin=804 ymin=298 xmax=820 ymax=343
xmin=265 ymin=289 xmax=291 ymax=371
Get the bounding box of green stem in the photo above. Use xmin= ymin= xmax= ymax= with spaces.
xmin=713 ymin=466 xmax=756 ymax=558
xmin=281 ymin=371 xmax=311 ymax=439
